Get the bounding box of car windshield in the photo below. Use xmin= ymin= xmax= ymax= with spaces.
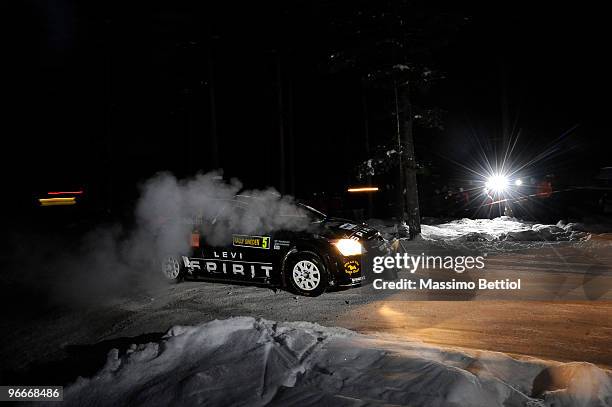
xmin=191 ymin=198 xmax=327 ymax=225
xmin=296 ymin=203 xmax=327 ymax=223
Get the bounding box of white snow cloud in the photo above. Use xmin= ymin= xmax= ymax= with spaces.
xmin=14 ymin=171 xmax=312 ymax=306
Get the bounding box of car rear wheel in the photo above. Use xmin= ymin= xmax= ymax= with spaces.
xmin=162 ymin=255 xmax=183 ymax=282
xmin=287 ymin=252 xmax=328 ymax=296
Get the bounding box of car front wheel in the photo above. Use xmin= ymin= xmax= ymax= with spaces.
xmin=287 ymin=252 xmax=328 ymax=296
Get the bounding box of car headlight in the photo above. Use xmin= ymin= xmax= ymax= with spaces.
xmin=334 ymin=239 xmax=362 ymax=256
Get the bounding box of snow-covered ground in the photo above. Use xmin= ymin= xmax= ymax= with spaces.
xmin=60 ymin=317 xmax=611 ymax=407
xmin=369 ymin=217 xmax=612 ymax=254
xmin=420 ymin=217 xmax=590 ymax=242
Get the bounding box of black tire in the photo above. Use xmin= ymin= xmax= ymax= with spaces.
xmin=161 ymin=255 xmax=184 ymax=283
xmin=286 ymin=251 xmax=328 ymax=296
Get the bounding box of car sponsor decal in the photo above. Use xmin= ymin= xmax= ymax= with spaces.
xmin=339 ymin=223 xmax=375 ymax=239
xmin=232 ymin=235 xmax=271 ymax=249
xmin=182 ymin=256 xmax=201 ymax=273
xmin=339 ymin=223 xmax=358 ymax=230
xmin=185 ymin=256 xmax=273 ymax=279
xmin=273 ymin=239 xmax=291 ymax=250
xmin=351 ymin=276 xmax=366 ymax=283
xmin=343 ymin=260 xmax=361 ymax=275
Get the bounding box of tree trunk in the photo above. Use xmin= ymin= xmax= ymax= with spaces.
xmin=399 ymin=82 xmax=421 ymax=237
xmin=287 ymin=63 xmax=295 ymax=196
xmin=362 ymin=87 xmax=373 ymax=219
xmin=393 ymin=80 xmax=405 ymax=230
xmin=207 ymin=45 xmax=219 ymax=169
xmin=276 ymin=54 xmax=286 ymax=194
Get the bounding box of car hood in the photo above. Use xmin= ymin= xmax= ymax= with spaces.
xmin=318 ymin=218 xmax=381 ymax=241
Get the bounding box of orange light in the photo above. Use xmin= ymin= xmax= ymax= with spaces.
xmin=39 ymin=197 xmax=76 ymax=206
xmin=190 ymin=232 xmax=200 ymax=248
xmin=347 ymin=187 xmax=379 ymax=193
xmin=48 ymin=190 xmax=83 ymax=195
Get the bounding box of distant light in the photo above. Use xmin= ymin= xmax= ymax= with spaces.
xmin=48 ymin=190 xmax=83 ymax=195
xmin=347 ymin=187 xmax=379 ymax=193
xmin=514 ymin=179 xmax=523 ymax=186
xmin=39 ymin=197 xmax=76 ymax=206
xmin=484 ymin=174 xmax=508 ymax=193
xmin=191 ymin=232 xmax=200 ymax=248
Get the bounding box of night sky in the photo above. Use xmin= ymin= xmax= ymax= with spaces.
xmin=5 ymin=1 xmax=610 ymax=214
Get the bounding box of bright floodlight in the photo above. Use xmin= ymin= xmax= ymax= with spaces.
xmin=485 ymin=174 xmax=509 ymax=193
xmin=515 ymin=179 xmax=523 ymax=186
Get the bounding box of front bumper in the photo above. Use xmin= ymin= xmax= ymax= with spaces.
xmin=330 ymin=233 xmax=393 ymax=286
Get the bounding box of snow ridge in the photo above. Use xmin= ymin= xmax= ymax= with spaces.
xmin=57 ymin=317 xmax=611 ymax=407
xmin=420 ymin=217 xmax=590 ymax=243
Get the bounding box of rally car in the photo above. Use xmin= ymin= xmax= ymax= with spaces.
xmin=161 ymin=196 xmax=392 ymax=296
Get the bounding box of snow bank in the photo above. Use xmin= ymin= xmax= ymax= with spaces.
xmin=58 ymin=317 xmax=611 ymax=407
xmin=420 ymin=217 xmax=589 ymax=243
xmin=369 ymin=217 xmax=592 ymax=246
xmin=559 ymin=220 xmax=612 ymax=235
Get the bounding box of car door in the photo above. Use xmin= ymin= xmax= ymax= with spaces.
xmin=193 ymin=201 xmax=275 ymax=284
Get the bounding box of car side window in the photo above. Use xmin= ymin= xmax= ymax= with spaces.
xmin=233 ymin=204 xmax=264 ymax=234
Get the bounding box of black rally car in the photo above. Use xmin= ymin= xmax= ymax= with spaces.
xmin=161 ymin=196 xmax=392 ymax=296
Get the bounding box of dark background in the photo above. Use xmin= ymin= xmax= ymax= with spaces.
xmin=4 ymin=0 xmax=610 ymax=218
